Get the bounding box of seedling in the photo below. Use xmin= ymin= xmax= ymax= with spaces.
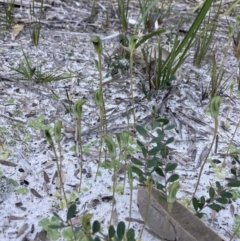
xmin=10 ymin=49 xmax=75 ymax=83
xmin=4 ymin=0 xmax=14 ymax=30
xmin=30 ymin=0 xmax=44 ymax=46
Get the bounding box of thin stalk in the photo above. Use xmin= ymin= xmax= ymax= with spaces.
xmin=54 ymin=142 xmax=77 ymax=241
xmin=220 ymin=120 xmax=240 ymax=171
xmin=189 ymin=117 xmax=218 ymax=204
xmin=110 ymin=156 xmax=116 ymax=224
xmin=127 ymin=166 xmax=133 ymax=230
xmin=130 ymin=51 xmax=136 ymax=129
xmin=139 ymin=180 xmax=152 ymax=239
xmin=98 ymin=53 xmax=107 ymax=133
xmin=77 ymin=118 xmax=83 ymax=192
xmin=94 ymin=106 xmax=104 ymax=182
xmin=122 ymin=148 xmax=127 ymax=194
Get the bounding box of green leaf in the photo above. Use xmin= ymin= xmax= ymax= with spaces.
xmin=148 ymin=146 xmax=161 ymax=156
xmin=69 ymin=145 xmax=76 ymax=151
xmin=8 ymin=178 xmax=19 ymax=187
xmin=52 ymin=212 xmax=62 ymax=221
xmin=216 ymin=181 xmax=221 ymax=190
xmin=167 ymin=174 xmax=179 ymax=183
xmin=209 ymin=187 xmax=215 ymax=199
xmin=94 ymin=237 xmax=101 ymax=241
xmin=161 ymin=147 xmax=168 ymax=159
xmin=200 ymin=196 xmax=205 ymax=205
xmin=154 ymin=167 xmax=165 ymax=177
xmin=135 ymin=29 xmax=166 ymax=49
xmin=156 ymin=129 xmax=164 ymax=136
xmin=117 ymin=221 xmax=125 ymax=240
xmin=131 ymin=166 xmax=143 ymax=177
xmin=198 ymin=202 xmax=204 ymax=210
xmin=136 ymin=125 xmax=148 ymax=137
xmin=131 ymin=157 xmax=144 ymax=166
xmin=165 ymin=163 xmax=177 ymax=173
xmin=166 ymin=137 xmax=174 ymax=144
xmin=16 ymin=187 xmax=28 ymax=194
xmin=67 ymin=204 xmax=77 ymax=220
xmin=92 ymin=220 xmax=100 ymax=233
xmin=231 ymin=168 xmax=237 ymax=176
xmin=139 ymin=175 xmax=147 ymax=183
xmin=216 ymin=198 xmax=228 ymax=204
xmin=208 ymin=203 xmax=222 ymax=212
xmin=156 ymin=183 xmax=165 ymax=191
xmin=63 ymin=227 xmax=85 ymax=241
xmin=192 ymin=197 xmax=199 ymax=212
xmin=228 ymin=180 xmax=240 ymax=187
xmin=147 ymin=158 xmax=157 ymax=168
xmin=206 ymin=198 xmax=211 ymax=204
xmin=47 ymin=229 xmax=61 ymax=240
xmin=155 ymin=118 xmax=169 ymax=125
xmin=220 ymin=191 xmax=232 ymax=199
xmin=39 ymin=218 xmax=50 ymax=229
xmin=137 ymin=140 xmax=144 ymax=148
xmin=126 ymin=228 xmax=135 ymax=241
xmin=165 ymin=124 xmax=175 ymax=130
xmin=108 ymin=225 xmax=115 ymax=238
xmin=150 ymin=135 xmax=164 ymax=143
xmin=141 ymin=146 xmax=147 ymax=158
xmin=196 ymin=213 xmax=204 ymax=219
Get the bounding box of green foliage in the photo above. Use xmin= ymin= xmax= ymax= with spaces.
xmin=7 ymin=97 xmax=14 ymax=104
xmin=133 ymin=118 xmax=179 ymax=199
xmin=0 ymin=145 xmax=11 ymax=160
xmin=16 ymin=186 xmax=28 ymax=194
xmin=194 ymin=7 xmax=219 ymax=67
xmin=82 ymin=217 xmax=136 ymax=241
xmin=8 ymin=178 xmax=19 ymax=187
xmin=4 ymin=0 xmax=14 ymax=30
xmin=28 ymin=115 xmax=52 ymax=131
xmin=192 ymin=180 xmax=236 ymax=217
xmin=67 ymin=204 xmax=77 ymax=221
xmin=233 ymin=215 xmax=240 ymax=238
xmin=62 ymin=228 xmax=86 ymax=241
xmin=152 ymin=0 xmax=214 ymax=90
xmin=117 ymin=0 xmax=130 ymax=33
xmin=9 ymin=49 xmax=75 ymax=83
xmin=39 ymin=216 xmax=61 ymax=240
xmin=30 ymin=0 xmax=44 ymax=46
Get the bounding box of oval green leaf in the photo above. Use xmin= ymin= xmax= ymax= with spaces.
xmin=136 ymin=125 xmax=148 ymax=137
